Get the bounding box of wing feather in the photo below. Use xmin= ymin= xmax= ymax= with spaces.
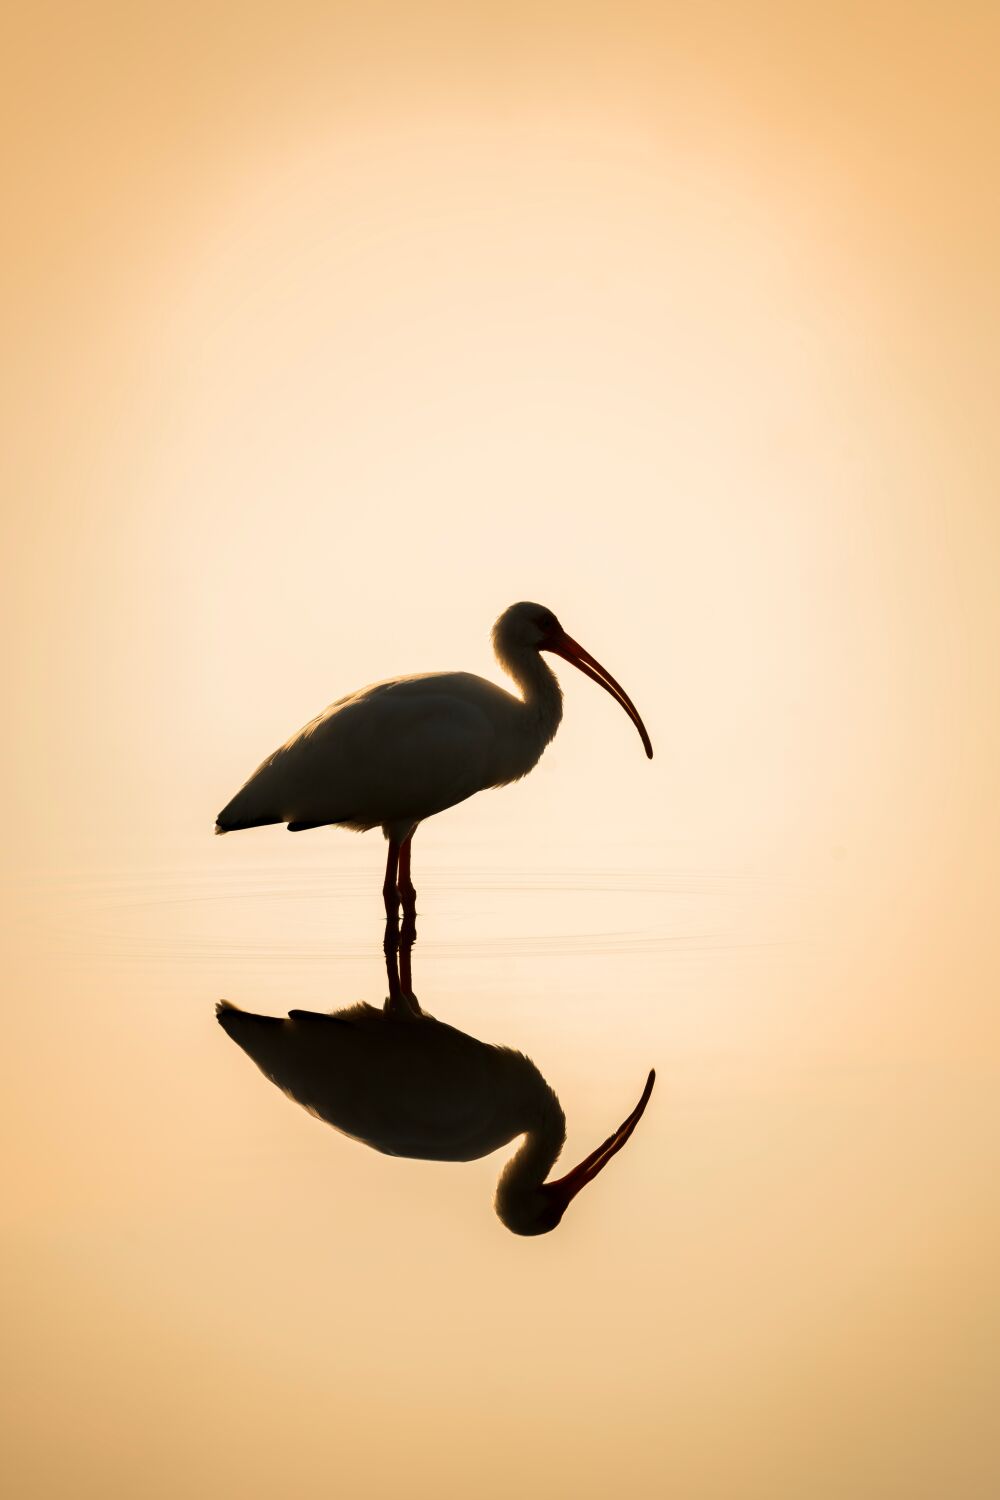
xmin=216 ymin=672 xmax=517 ymax=832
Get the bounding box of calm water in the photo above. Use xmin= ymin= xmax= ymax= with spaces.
xmin=3 ymin=830 xmax=994 ymax=1498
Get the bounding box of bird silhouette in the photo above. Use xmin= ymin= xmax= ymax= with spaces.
xmin=217 ymin=936 xmax=654 ymax=1236
xmin=215 ymin=601 xmax=652 ymax=923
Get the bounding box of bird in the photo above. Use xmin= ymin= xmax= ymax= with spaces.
xmin=215 ymin=601 xmax=653 ymax=921
xmin=216 ymin=940 xmax=655 ymax=1236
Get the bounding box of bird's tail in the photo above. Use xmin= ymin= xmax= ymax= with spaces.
xmin=216 ymin=999 xmax=284 ymax=1038
xmin=215 ymin=999 xmax=240 ymax=1034
xmin=214 ymin=822 xmax=227 ymax=836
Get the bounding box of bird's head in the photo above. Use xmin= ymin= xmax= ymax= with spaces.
xmin=493 ymin=600 xmax=564 ymax=652
xmin=495 ymin=1069 xmax=656 ymax=1236
xmin=493 ymin=601 xmax=654 ymax=759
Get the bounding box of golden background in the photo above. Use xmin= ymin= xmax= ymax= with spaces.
xmin=2 ymin=4 xmax=997 ymax=1496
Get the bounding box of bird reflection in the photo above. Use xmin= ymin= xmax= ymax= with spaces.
xmin=217 ymin=934 xmax=654 ymax=1236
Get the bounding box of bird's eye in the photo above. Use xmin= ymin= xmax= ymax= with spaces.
xmin=536 ymin=611 xmax=557 ymax=633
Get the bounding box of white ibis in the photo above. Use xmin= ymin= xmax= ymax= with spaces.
xmin=216 ymin=945 xmax=655 ymax=1236
xmin=215 ymin=602 xmax=653 ymax=918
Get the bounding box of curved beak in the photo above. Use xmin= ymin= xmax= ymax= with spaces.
xmin=544 ymin=1069 xmax=656 ymax=1213
xmin=544 ymin=631 xmax=654 ymax=759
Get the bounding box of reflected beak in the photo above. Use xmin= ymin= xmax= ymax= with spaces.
xmin=544 ymin=631 xmax=654 ymax=759
xmin=545 ymin=1069 xmax=656 ymax=1212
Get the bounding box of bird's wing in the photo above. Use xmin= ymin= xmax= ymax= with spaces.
xmin=221 ymin=672 xmax=513 ymax=830
xmin=287 ymin=1009 xmax=352 ymax=1025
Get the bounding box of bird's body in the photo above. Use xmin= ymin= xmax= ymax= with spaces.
xmin=218 ymin=997 xmax=564 ymax=1166
xmin=216 ymin=665 xmax=559 ymax=843
xmin=216 ymin=602 xmax=652 ymax=918
xmin=217 ymin=973 xmax=654 ymax=1235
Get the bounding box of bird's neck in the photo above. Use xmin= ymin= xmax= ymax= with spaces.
xmin=494 ymin=1087 xmax=566 ymax=1209
xmin=496 ymin=643 xmax=564 ymax=748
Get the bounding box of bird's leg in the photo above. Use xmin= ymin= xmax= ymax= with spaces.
xmin=385 ymin=940 xmax=401 ymax=1001
xmin=399 ymin=909 xmax=417 ymax=951
xmin=382 ymin=838 xmax=402 ymax=924
xmin=396 ymin=834 xmax=417 ymax=918
xmin=384 ymin=921 xmax=421 ymax=1018
xmin=384 ymin=938 xmax=404 ymax=1010
xmin=398 ymin=923 xmax=421 ymax=1012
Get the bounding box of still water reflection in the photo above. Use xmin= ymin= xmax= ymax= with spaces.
xmin=6 ymin=838 xmax=993 ymax=1499
xmin=218 ymin=929 xmax=655 ymax=1235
